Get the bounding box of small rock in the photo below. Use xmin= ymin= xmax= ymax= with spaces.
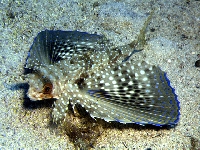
xmin=195 ymin=60 xmax=200 ymax=67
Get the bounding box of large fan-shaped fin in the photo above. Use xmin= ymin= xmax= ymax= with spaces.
xmin=25 ymin=30 xmax=106 ymax=70
xmin=83 ymin=61 xmax=180 ymax=126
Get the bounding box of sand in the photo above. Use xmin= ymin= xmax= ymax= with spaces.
xmin=0 ymin=0 xmax=199 ymax=149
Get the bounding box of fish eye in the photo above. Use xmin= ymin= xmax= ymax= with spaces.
xmin=43 ymin=83 xmax=53 ymax=94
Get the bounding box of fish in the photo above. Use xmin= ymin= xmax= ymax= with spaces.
xmin=24 ymin=29 xmax=180 ymax=127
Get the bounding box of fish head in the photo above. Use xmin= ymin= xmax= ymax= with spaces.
xmin=26 ymin=73 xmax=58 ymax=101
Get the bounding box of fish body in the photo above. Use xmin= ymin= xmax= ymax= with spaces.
xmin=25 ymin=30 xmax=180 ymax=127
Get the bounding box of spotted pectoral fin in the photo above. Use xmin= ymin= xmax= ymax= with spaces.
xmin=84 ymin=60 xmax=180 ymax=126
xmin=25 ymin=30 xmax=107 ymax=70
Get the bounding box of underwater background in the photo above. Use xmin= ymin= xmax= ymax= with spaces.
xmin=0 ymin=0 xmax=199 ymax=149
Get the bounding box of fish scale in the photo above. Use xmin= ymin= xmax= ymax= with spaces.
xmin=25 ymin=30 xmax=180 ymax=127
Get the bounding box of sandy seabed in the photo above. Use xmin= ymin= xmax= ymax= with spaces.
xmin=0 ymin=0 xmax=199 ymax=149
